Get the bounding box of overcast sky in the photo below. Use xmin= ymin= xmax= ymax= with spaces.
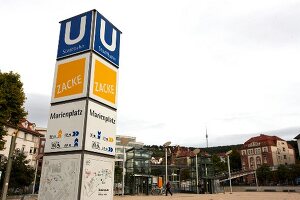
xmin=1 ymin=0 xmax=300 ymax=147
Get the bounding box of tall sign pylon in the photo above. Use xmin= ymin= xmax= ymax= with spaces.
xmin=38 ymin=10 xmax=121 ymax=200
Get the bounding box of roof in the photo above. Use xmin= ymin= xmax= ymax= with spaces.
xmin=244 ymin=134 xmax=284 ymax=146
xmin=294 ymin=134 xmax=300 ymax=139
xmin=6 ymin=119 xmax=44 ymax=137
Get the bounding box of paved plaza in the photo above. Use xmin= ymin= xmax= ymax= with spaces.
xmin=5 ymin=192 xmax=300 ymax=200
xmin=114 ymin=192 xmax=300 ymax=200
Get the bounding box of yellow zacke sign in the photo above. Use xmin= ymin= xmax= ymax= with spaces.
xmin=54 ymin=58 xmax=86 ymax=98
xmin=93 ymin=59 xmax=117 ymax=105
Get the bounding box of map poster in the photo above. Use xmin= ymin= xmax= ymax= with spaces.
xmin=38 ymin=154 xmax=81 ymax=200
xmin=85 ymin=100 xmax=116 ymax=156
xmin=81 ymin=154 xmax=115 ymax=200
xmin=45 ymin=100 xmax=86 ymax=153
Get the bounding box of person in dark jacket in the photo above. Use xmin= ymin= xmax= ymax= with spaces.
xmin=166 ymin=181 xmax=173 ymax=196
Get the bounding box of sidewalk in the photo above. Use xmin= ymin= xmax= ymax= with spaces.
xmin=6 ymin=192 xmax=300 ymax=200
xmin=114 ymin=192 xmax=300 ymax=200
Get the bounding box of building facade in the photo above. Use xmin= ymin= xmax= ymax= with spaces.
xmin=125 ymin=147 xmax=152 ymax=195
xmin=115 ymin=135 xmax=143 ymax=167
xmin=240 ymin=134 xmax=295 ymax=171
xmin=0 ymin=119 xmax=45 ymax=167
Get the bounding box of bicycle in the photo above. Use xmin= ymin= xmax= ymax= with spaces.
xmin=151 ymin=186 xmax=166 ymax=195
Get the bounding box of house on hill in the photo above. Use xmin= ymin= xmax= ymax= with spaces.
xmin=240 ymin=134 xmax=295 ymax=172
xmin=0 ymin=119 xmax=45 ymax=167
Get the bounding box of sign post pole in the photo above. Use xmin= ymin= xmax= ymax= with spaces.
xmin=38 ymin=10 xmax=121 ymax=200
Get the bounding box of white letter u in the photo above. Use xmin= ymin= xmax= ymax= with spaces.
xmin=64 ymin=16 xmax=86 ymax=45
xmin=100 ymin=19 xmax=116 ymax=51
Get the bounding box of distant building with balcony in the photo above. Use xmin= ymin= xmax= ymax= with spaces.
xmin=190 ymin=152 xmax=216 ymax=194
xmin=125 ymin=147 xmax=152 ymax=195
xmin=115 ymin=135 xmax=143 ymax=167
xmin=0 ymin=119 xmax=45 ymax=167
xmin=240 ymin=134 xmax=295 ymax=172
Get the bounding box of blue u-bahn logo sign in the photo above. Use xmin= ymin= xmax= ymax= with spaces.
xmin=93 ymin=12 xmax=121 ymax=66
xmin=57 ymin=10 xmax=121 ymax=66
xmin=57 ymin=11 xmax=93 ymax=59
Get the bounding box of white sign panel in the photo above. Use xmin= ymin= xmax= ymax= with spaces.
xmin=85 ymin=100 xmax=116 ymax=155
xmin=38 ymin=154 xmax=81 ymax=200
xmin=81 ymin=154 xmax=115 ymax=200
xmin=45 ymin=100 xmax=86 ymax=153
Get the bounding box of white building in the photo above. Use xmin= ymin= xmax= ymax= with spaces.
xmin=0 ymin=119 xmax=44 ymax=167
xmin=115 ymin=135 xmax=143 ymax=166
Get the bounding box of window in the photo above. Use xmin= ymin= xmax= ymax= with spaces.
xmin=250 ymin=157 xmax=255 ymax=169
xmin=283 ymin=155 xmax=287 ymax=159
xmin=29 ymin=147 xmax=34 ymax=154
xmin=263 ymin=156 xmax=267 ymax=163
xmin=283 ymin=147 xmax=286 ymax=152
xmin=247 ymin=149 xmax=253 ymax=155
xmin=242 ymin=150 xmax=246 ymax=155
xmin=256 ymin=156 xmax=261 ymax=165
xmin=21 ymin=145 xmax=25 ymax=153
xmin=255 ymin=148 xmax=261 ymax=154
xmin=262 ymin=147 xmax=268 ymax=152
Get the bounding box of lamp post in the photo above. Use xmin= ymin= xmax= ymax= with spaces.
xmin=120 ymin=138 xmax=130 ymax=196
xmin=163 ymin=141 xmax=171 ymax=186
xmin=193 ymin=149 xmax=200 ymax=194
xmin=226 ymin=150 xmax=233 ymax=194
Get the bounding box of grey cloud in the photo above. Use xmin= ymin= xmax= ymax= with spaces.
xmin=118 ymin=118 xmax=165 ymax=133
xmin=25 ymin=93 xmax=50 ymax=127
xmin=228 ymin=3 xmax=300 ymax=46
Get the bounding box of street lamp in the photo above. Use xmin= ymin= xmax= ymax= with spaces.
xmin=163 ymin=141 xmax=171 ymax=185
xmin=120 ymin=137 xmax=130 ymax=196
xmin=226 ymin=150 xmax=233 ymax=194
xmin=193 ymin=149 xmax=200 ymax=194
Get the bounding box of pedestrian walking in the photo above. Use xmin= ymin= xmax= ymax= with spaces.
xmin=166 ymin=181 xmax=172 ymax=196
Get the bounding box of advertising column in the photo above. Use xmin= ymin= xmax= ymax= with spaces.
xmin=38 ymin=10 xmax=121 ymax=200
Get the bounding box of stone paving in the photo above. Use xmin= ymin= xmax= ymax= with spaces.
xmin=114 ymin=192 xmax=300 ymax=200
xmin=6 ymin=192 xmax=300 ymax=200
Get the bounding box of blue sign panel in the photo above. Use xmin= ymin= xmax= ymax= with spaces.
xmin=57 ymin=11 xmax=93 ymax=59
xmin=93 ymin=12 xmax=121 ymax=66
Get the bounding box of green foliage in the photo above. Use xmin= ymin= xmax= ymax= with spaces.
xmin=256 ymin=164 xmax=272 ymax=185
xmin=276 ymin=164 xmax=289 ymax=184
xmin=0 ymin=71 xmax=27 ymax=150
xmin=256 ymin=164 xmax=300 ymax=185
xmin=212 ymin=154 xmax=227 ymax=174
xmin=0 ymin=152 xmax=35 ymax=191
xmin=204 ymin=144 xmax=242 ymax=155
xmin=229 ymin=149 xmax=242 ymax=171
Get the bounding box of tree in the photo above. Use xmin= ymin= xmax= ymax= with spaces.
xmin=256 ymin=164 xmax=271 ymax=185
xmin=290 ymin=164 xmax=300 ymax=185
xmin=229 ymin=149 xmax=242 ymax=171
xmin=212 ymin=154 xmax=227 ymax=175
xmin=0 ymin=71 xmax=27 ymax=150
xmin=0 ymin=152 xmax=35 ymax=194
xmin=276 ymin=164 xmax=289 ymax=185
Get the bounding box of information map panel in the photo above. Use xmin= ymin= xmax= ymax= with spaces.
xmin=38 ymin=154 xmax=81 ymax=200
